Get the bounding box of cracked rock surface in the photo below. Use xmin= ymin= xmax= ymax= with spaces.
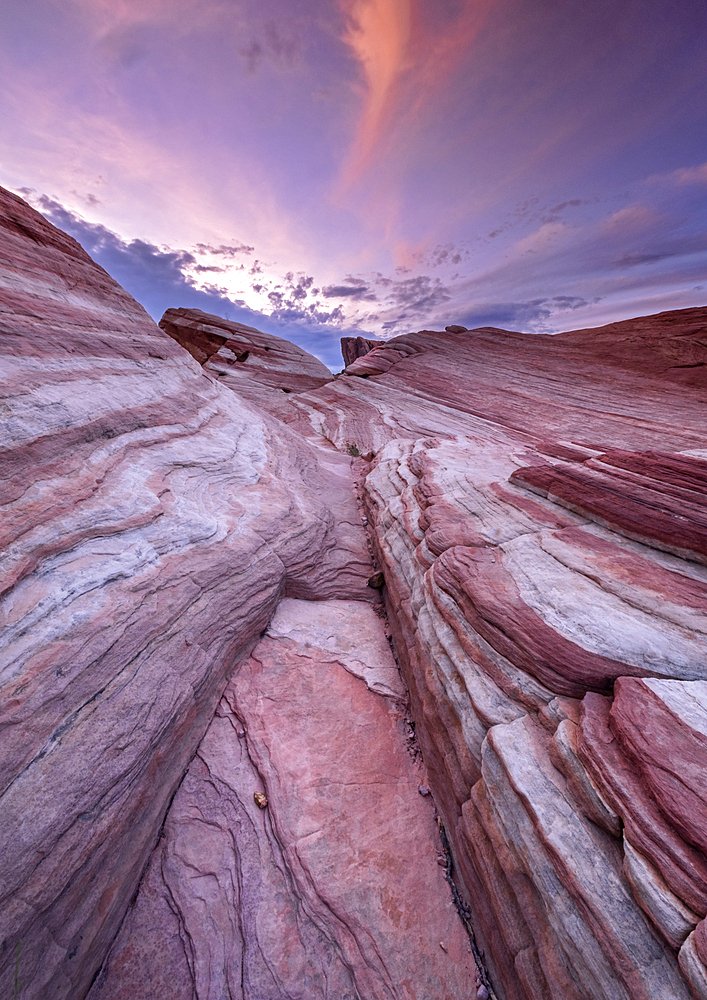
xmin=282 ymin=317 xmax=707 ymax=999
xmin=89 ymin=599 xmax=474 ymax=1000
xmin=0 ymin=188 xmax=473 ymax=1000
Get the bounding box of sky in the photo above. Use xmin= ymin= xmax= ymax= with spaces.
xmin=1 ymin=0 xmax=706 ymax=368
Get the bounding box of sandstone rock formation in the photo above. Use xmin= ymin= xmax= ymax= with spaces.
xmin=160 ymin=306 xmax=333 ymax=419
xmin=281 ymin=317 xmax=707 ymax=999
xmin=0 ymin=187 xmax=471 ymax=1000
xmin=3 ymin=182 xmax=707 ymax=1000
xmin=341 ymin=335 xmax=383 ymax=368
xmin=89 ymin=599 xmax=474 ymax=1000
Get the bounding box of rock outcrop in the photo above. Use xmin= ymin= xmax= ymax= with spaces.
xmin=341 ymin=335 xmax=383 ymax=368
xmin=160 ymin=307 xmax=333 ymax=419
xmin=283 ymin=317 xmax=707 ymax=999
xmin=0 ymin=188 xmax=472 ymax=1000
xmin=88 ymin=599 xmax=474 ymax=1000
xmin=3 ymin=182 xmax=707 ymax=1000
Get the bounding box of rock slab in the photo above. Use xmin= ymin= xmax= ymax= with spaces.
xmin=0 ymin=188 xmax=406 ymax=1000
xmin=88 ymin=599 xmax=475 ymax=1000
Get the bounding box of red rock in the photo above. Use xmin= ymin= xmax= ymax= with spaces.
xmin=160 ymin=306 xmax=333 ymax=419
xmin=284 ymin=310 xmax=707 ymax=999
xmin=341 ymin=334 xmax=383 ymax=367
xmin=4 ymin=181 xmax=707 ymax=1000
xmin=89 ymin=599 xmax=475 ymax=999
xmin=0 ymin=188 xmax=371 ymax=999
xmin=511 ymin=450 xmax=707 ymax=563
xmin=577 ymin=690 xmax=707 ymax=918
xmin=432 ymin=544 xmax=637 ymax=696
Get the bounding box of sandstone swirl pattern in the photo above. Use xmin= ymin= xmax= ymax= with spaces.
xmin=284 ymin=315 xmax=707 ymax=999
xmin=3 ymin=183 xmax=707 ymax=1000
xmin=0 ymin=188 xmax=473 ymax=1000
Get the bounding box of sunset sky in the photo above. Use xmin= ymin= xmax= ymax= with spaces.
xmin=1 ymin=0 xmax=706 ymax=367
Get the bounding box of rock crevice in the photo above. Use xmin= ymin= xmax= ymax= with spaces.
xmin=2 ymin=187 xmax=707 ymax=1000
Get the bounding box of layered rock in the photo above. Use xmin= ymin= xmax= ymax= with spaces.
xmin=160 ymin=306 xmax=333 ymax=419
xmin=0 ymin=187 xmax=478 ymax=1000
xmin=4 ymin=180 xmax=707 ymax=1000
xmin=341 ymin=335 xmax=383 ymax=368
xmin=89 ymin=599 xmax=474 ymax=999
xmin=284 ymin=313 xmax=707 ymax=999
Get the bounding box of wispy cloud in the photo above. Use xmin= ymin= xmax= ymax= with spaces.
xmin=648 ymin=160 xmax=707 ymax=188
xmin=338 ymin=0 xmax=491 ymax=189
xmin=240 ymin=19 xmax=300 ymax=73
xmin=339 ymin=0 xmax=412 ymax=184
xmin=322 ymin=277 xmax=377 ymax=300
xmin=2 ymin=0 xmax=705 ymax=355
xmin=23 ymin=191 xmax=377 ymax=368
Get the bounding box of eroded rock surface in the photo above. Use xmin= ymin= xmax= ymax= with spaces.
xmin=0 ymin=188 xmax=381 ymax=1000
xmin=284 ymin=314 xmax=707 ymax=999
xmin=89 ymin=599 xmax=474 ymax=999
xmin=4 ymin=181 xmax=707 ymax=1000
xmin=160 ymin=306 xmax=333 ymax=419
xmin=341 ymin=335 xmax=383 ymax=368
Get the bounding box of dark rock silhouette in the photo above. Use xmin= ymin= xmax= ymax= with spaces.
xmin=341 ymin=334 xmax=383 ymax=367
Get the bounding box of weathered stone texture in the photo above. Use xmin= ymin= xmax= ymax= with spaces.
xmin=0 ymin=188 xmax=387 ymax=1000
xmin=89 ymin=599 xmax=474 ymax=999
xmin=160 ymin=306 xmax=333 ymax=419
xmin=3 ymin=182 xmax=707 ymax=1000
xmin=286 ymin=312 xmax=707 ymax=999
xmin=341 ymin=335 xmax=383 ymax=368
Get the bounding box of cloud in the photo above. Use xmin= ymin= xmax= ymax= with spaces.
xmin=340 ymin=0 xmax=412 ymax=181
xmin=601 ymin=205 xmax=659 ymax=233
xmin=612 ymin=231 xmax=707 ymax=269
xmin=430 ymin=244 xmax=468 ymax=268
xmin=195 ymin=241 xmax=255 ymax=256
xmin=338 ymin=0 xmax=491 ymax=188
xmin=455 ymin=295 xmax=593 ymax=333
xmin=70 ymin=190 xmax=102 ymax=208
xmin=240 ymin=20 xmax=300 ymax=73
xmin=383 ymin=273 xmax=451 ymax=310
xmin=26 ymin=192 xmax=294 ymax=334
xmin=322 ymin=277 xmax=376 ymax=300
xmin=367 ymin=272 xmax=453 ymax=332
xmin=25 ymin=191 xmax=385 ymax=369
xmin=649 ymin=160 xmax=707 ymax=187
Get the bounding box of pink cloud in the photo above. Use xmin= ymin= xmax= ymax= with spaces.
xmin=669 ymin=161 xmax=707 ymax=186
xmin=338 ymin=0 xmax=493 ymax=190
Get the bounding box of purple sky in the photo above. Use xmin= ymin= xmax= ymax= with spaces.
xmin=1 ymin=0 xmax=706 ymax=367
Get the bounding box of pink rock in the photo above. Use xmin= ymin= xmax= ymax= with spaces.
xmin=341 ymin=335 xmax=383 ymax=368
xmin=511 ymin=450 xmax=707 ymax=564
xmin=0 ymin=188 xmax=371 ymax=999
xmin=90 ymin=599 xmax=475 ymax=998
xmin=284 ymin=311 xmax=707 ymax=999
xmin=160 ymin=306 xmax=333 ymax=419
xmin=5 ymin=181 xmax=707 ymax=1000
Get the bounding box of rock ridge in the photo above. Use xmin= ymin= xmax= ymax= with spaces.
xmin=0 ymin=187 xmax=474 ymax=1000
xmin=2 ymin=184 xmax=707 ymax=1000
xmin=283 ymin=301 xmax=707 ymax=999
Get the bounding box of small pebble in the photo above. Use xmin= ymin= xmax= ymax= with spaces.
xmin=418 ymin=784 xmax=430 ymax=796
xmin=477 ymin=986 xmax=489 ymax=1000
xmin=254 ymin=791 xmax=268 ymax=809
